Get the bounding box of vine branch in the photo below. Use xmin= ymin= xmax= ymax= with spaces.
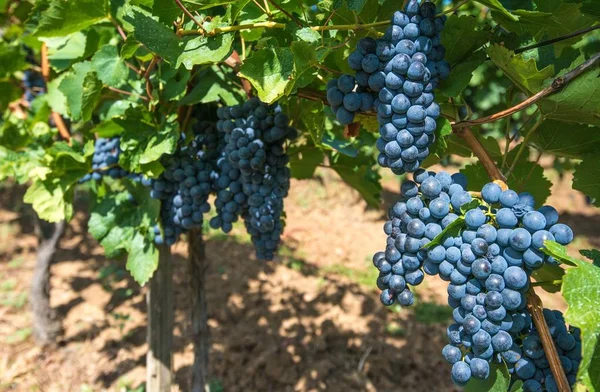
xmin=515 ymin=25 xmax=600 ymax=54
xmin=527 ymin=291 xmax=571 ymax=392
xmin=178 ymin=20 xmax=391 ymax=37
xmin=266 ymin=0 xmax=304 ymax=27
xmin=145 ymin=56 xmax=159 ymax=101
xmin=452 ymin=52 xmax=600 ymax=128
xmin=40 ymin=43 xmax=71 ymax=144
xmin=173 ymin=0 xmax=208 ymax=34
xmin=223 ymin=50 xmax=253 ymax=98
xmin=454 ymin=127 xmax=506 ymax=183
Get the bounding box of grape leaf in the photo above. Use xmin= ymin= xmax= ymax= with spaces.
xmin=486 ymin=44 xmax=554 ymax=94
xmin=0 ymin=42 xmax=27 ymax=78
xmin=474 ymin=0 xmax=518 ymax=21
xmin=127 ymin=231 xmax=159 ymax=286
xmin=24 ymin=178 xmax=75 ymax=222
xmin=530 ymin=263 xmax=564 ymax=293
xmin=439 ymin=50 xmax=487 ymax=98
xmin=122 ymin=6 xmax=234 ymax=69
xmin=91 ymin=44 xmax=129 ymax=88
xmin=239 ymin=47 xmax=295 ymax=104
xmin=59 ymin=62 xmax=95 ymax=121
xmin=89 ymin=188 xmax=160 ymax=285
xmin=33 ymin=0 xmax=110 ymax=37
xmin=530 ymin=120 xmax=600 ymax=159
xmin=537 ymin=56 xmax=600 ymax=127
xmin=423 ymin=217 xmax=465 ymax=249
xmin=331 ymin=154 xmax=381 ymax=208
xmin=179 ymin=68 xmax=243 ymax=106
xmin=544 ymin=241 xmax=600 ymax=392
xmin=573 ymin=155 xmax=600 ymax=208
xmin=441 ymin=15 xmax=490 ymax=65
xmin=43 ymin=33 xmax=87 ymax=72
xmin=288 ymin=145 xmax=324 ymax=179
xmin=81 ymin=72 xmax=103 ymax=122
xmin=580 ymin=249 xmax=600 ymax=267
xmin=465 ymin=362 xmax=512 ymax=392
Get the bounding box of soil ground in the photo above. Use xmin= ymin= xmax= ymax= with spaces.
xmin=0 ymin=163 xmax=597 ymax=392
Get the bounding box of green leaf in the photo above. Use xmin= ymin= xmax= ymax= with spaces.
xmin=580 ymin=249 xmax=600 ymax=267
xmin=291 ymin=41 xmax=319 ymax=89
xmin=553 ymin=240 xmax=600 ymax=391
xmin=461 ymin=199 xmax=482 ymax=215
xmin=487 ymin=44 xmax=554 ymax=94
xmin=24 ymin=178 xmax=74 ymax=222
xmin=46 ymin=73 xmax=69 ymax=116
xmin=573 ymin=156 xmax=600 ymax=208
xmin=89 ymin=188 xmax=161 ymax=285
xmin=460 ymin=162 xmax=491 ymax=192
xmin=537 ymin=57 xmax=600 ymax=127
xmin=530 ymin=120 xmax=600 ymax=159
xmin=465 ymin=362 xmax=512 ymax=392
xmin=505 ymin=161 xmax=552 ymax=205
xmin=179 ymin=68 xmax=243 ymax=106
xmin=474 ymin=0 xmax=518 ymax=21
xmin=295 ymin=27 xmax=321 ymax=43
xmin=439 ymin=50 xmax=487 ymax=98
xmin=331 ymin=154 xmax=381 ymax=208
xmin=117 ymin=108 xmax=179 ymax=174
xmin=542 ymin=240 xmax=579 ymax=266
xmin=42 ymin=33 xmax=87 ymax=72
xmin=59 ymin=61 xmax=94 ymax=121
xmin=492 ymin=3 xmax=595 ymax=52
xmin=288 ymin=146 xmax=324 ymax=179
xmin=423 ymin=217 xmax=465 ymax=249
xmin=239 ymin=47 xmax=295 ymax=104
xmin=127 ymin=231 xmax=159 ymax=286
xmin=34 ymin=0 xmax=109 ymax=37
xmin=441 ymin=15 xmax=490 ymax=64
xmin=81 ymin=72 xmax=103 ymax=122
xmin=91 ymin=45 xmax=129 ymax=88
xmin=122 ymin=6 xmax=234 ymax=69
xmin=530 ymin=263 xmax=564 ymax=293
xmin=0 ymin=42 xmax=27 ymax=78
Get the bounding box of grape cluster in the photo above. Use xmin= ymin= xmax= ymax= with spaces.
xmin=506 ymin=309 xmax=581 ymax=391
xmin=213 ymin=98 xmax=296 ymax=259
xmin=326 ymin=0 xmax=448 ymax=175
xmin=22 ymin=69 xmax=46 ymax=103
xmin=147 ymin=124 xmax=219 ymax=245
xmin=80 ymin=138 xmax=131 ymax=183
xmin=373 ymin=169 xmax=577 ymax=386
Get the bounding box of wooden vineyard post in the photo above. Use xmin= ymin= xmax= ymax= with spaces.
xmin=188 ymin=229 xmax=210 ymax=392
xmin=147 ymin=246 xmax=174 ymax=392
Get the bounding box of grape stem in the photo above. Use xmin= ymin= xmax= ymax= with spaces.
xmin=222 ymin=51 xmax=253 ymax=98
xmin=266 ymin=0 xmax=304 ymax=27
xmin=530 ymin=280 xmax=562 ymax=287
xmin=40 ymin=43 xmax=71 ymax=144
xmin=527 ymin=290 xmax=571 ymax=392
xmin=515 ymin=25 xmax=600 ymax=54
xmin=173 ymin=0 xmax=208 ymax=35
xmin=145 ymin=56 xmax=159 ymax=101
xmin=453 ymin=127 xmax=507 ymax=183
xmin=451 ymin=53 xmax=600 ymax=129
xmin=177 ymin=20 xmax=391 ymax=37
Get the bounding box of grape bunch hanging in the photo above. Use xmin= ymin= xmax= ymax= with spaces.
xmin=326 ymin=0 xmax=449 ymax=175
xmin=372 ymin=169 xmax=579 ymax=388
xmin=80 ymin=99 xmax=296 ymax=260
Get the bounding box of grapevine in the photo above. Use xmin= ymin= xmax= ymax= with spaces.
xmin=1 ymin=0 xmax=599 ymax=391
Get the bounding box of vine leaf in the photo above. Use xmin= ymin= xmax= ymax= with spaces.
xmin=580 ymin=249 xmax=600 ymax=267
xmin=91 ymin=44 xmax=129 ymax=88
xmin=439 ymin=50 xmax=487 ymax=98
xmin=537 ymin=56 xmax=600 ymax=127
xmin=89 ymin=187 xmax=161 ymax=285
xmin=573 ymin=155 xmax=600 ymax=208
xmin=474 ymin=0 xmax=518 ymax=20
xmin=0 ymin=42 xmax=27 ymax=78
xmin=530 ymin=120 xmax=600 ymax=159
xmin=423 ymin=217 xmax=465 ymax=249
xmin=440 ymin=15 xmax=490 ymax=65
xmin=544 ymin=241 xmax=600 ymax=392
xmin=239 ymin=47 xmax=295 ymax=103
xmin=288 ymin=145 xmax=324 ymax=179
xmin=33 ymin=0 xmax=110 ymax=37
xmin=486 ymin=44 xmax=554 ymax=94
xmin=465 ymin=361 xmax=512 ymax=391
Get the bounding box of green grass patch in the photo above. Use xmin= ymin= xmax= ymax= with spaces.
xmin=0 ymin=292 xmax=28 ymax=308
xmin=7 ymin=257 xmax=24 ymax=269
xmin=413 ymin=300 xmax=453 ymax=324
xmin=6 ymin=327 xmax=31 ymax=344
xmin=319 ymin=263 xmax=378 ymax=288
